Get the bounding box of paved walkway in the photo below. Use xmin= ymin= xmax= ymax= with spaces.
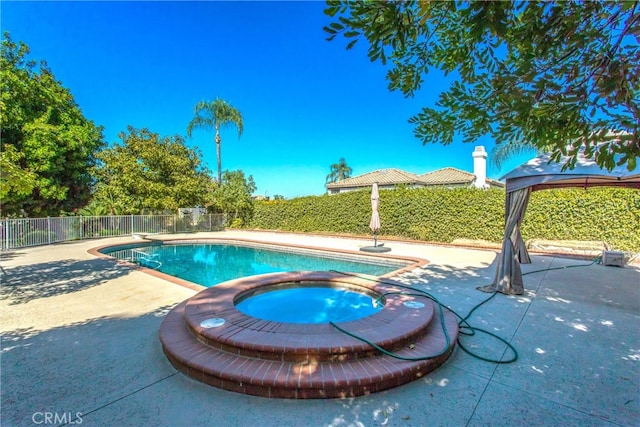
xmin=1 ymin=231 xmax=638 ymax=426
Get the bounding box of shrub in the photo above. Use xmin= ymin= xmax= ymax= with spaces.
xmin=523 ymin=188 xmax=640 ymax=252
xmin=248 ymin=187 xmax=639 ymax=252
xmin=21 ymin=230 xmax=57 ymax=245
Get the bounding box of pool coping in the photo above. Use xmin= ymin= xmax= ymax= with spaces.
xmin=181 ymin=270 xmax=436 ymax=362
xmin=88 ymin=236 xmax=430 ymax=293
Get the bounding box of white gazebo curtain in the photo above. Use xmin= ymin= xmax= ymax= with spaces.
xmin=479 ymin=187 xmax=532 ymax=295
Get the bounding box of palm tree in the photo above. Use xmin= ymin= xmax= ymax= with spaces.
xmin=326 ymin=158 xmax=353 ymax=184
xmin=491 ymin=133 xmax=614 ymax=170
xmin=490 ymin=142 xmax=540 ymax=170
xmin=187 ymin=99 xmax=244 ymax=185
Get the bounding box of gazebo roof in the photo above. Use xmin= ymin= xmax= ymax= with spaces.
xmin=501 ymin=150 xmax=640 ymax=193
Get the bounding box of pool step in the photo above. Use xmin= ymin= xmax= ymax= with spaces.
xmin=160 ymin=299 xmax=457 ymax=398
xmin=181 ymin=276 xmax=437 ymax=363
xmin=159 ymin=271 xmax=459 ymax=399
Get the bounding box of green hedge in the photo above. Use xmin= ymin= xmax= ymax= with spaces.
xmin=524 ymin=188 xmax=640 ymax=251
xmin=248 ymin=187 xmax=640 ymax=252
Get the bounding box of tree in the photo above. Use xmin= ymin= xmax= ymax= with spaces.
xmin=92 ymin=127 xmax=215 ymax=214
xmin=490 ymin=139 xmax=554 ymax=170
xmin=324 ymin=1 xmax=639 ymax=171
xmin=326 ymin=157 xmax=353 ymax=184
xmin=210 ymin=170 xmax=257 ymax=227
xmin=1 ymin=33 xmax=105 ymax=216
xmin=0 ymin=145 xmax=36 ymax=200
xmin=76 ymin=199 xmax=112 ymax=217
xmin=187 ymin=99 xmax=244 ymax=185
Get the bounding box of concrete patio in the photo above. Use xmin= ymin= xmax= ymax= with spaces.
xmin=1 ymin=230 xmax=638 ymax=426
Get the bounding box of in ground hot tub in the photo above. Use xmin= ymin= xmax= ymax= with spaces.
xmin=160 ymin=271 xmax=459 ymax=398
xmin=234 ymin=281 xmax=384 ymax=324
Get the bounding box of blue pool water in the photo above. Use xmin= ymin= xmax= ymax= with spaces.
xmin=235 ymin=286 xmax=382 ymax=324
xmin=102 ymin=243 xmax=403 ymax=287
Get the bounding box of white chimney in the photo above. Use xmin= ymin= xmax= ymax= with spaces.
xmin=472 ymin=146 xmax=487 ymax=188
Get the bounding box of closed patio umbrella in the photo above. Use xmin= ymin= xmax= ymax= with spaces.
xmin=369 ymin=183 xmax=380 ymax=247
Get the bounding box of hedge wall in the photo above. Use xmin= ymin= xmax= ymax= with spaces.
xmin=247 ymin=187 xmax=640 ymax=252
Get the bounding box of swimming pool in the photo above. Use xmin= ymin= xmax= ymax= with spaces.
xmin=100 ymin=241 xmax=408 ymax=287
xmin=95 ymin=238 xmax=456 ymax=398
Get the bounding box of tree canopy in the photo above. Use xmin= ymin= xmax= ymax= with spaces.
xmin=210 ymin=170 xmax=257 ymax=226
xmin=92 ymin=127 xmax=215 ymax=214
xmin=0 ymin=145 xmax=36 ymax=201
xmin=324 ymin=1 xmax=639 ymax=171
xmin=1 ymin=33 xmax=105 ymax=216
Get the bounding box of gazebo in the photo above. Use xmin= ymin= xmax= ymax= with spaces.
xmin=479 ymin=149 xmax=640 ymax=295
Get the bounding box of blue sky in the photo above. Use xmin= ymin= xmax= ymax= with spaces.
xmin=2 ymin=1 xmax=533 ymax=199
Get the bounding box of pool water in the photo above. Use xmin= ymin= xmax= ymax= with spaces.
xmin=235 ymin=286 xmax=382 ymax=324
xmin=103 ymin=243 xmax=402 ymax=287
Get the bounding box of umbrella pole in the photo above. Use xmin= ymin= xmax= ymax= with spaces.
xmin=373 ymin=232 xmax=377 ymax=247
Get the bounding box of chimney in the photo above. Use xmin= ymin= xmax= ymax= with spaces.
xmin=472 ymin=146 xmax=487 ymax=188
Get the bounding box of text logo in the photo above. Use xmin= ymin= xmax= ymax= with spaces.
xmin=32 ymin=412 xmax=83 ymax=424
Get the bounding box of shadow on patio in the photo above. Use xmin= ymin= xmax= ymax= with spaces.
xmin=0 ymin=258 xmax=132 ymax=305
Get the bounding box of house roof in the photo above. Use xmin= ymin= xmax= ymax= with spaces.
xmin=327 ymin=167 xmax=504 ymax=189
xmin=418 ymin=167 xmax=504 ymax=187
xmin=326 ymin=168 xmax=422 ymax=189
xmin=418 ymin=167 xmax=475 ymax=185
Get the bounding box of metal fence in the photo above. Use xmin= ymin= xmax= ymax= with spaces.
xmin=0 ymin=214 xmax=226 ymax=250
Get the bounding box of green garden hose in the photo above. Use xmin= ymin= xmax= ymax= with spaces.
xmin=330 ymin=270 xmax=518 ymax=364
xmin=330 ymin=256 xmax=604 ymax=365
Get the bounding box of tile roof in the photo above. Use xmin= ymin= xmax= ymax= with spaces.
xmin=326 ymin=167 xmax=505 ymax=189
xmin=418 ymin=167 xmax=475 ymax=185
xmin=326 ymin=168 xmax=422 ymax=189
xmin=486 ymin=178 xmax=504 ymax=187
